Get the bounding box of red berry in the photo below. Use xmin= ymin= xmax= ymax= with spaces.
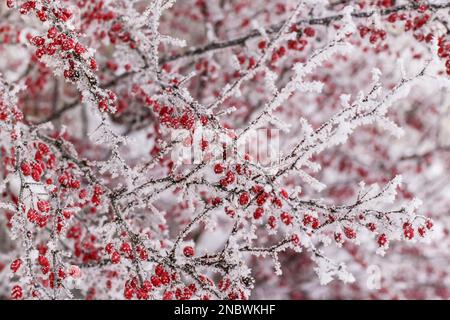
xmin=334 ymin=232 xmax=343 ymax=243
xmin=256 ymin=193 xmax=268 ymax=206
xmin=98 ymin=99 xmax=108 ymax=112
xmin=403 ymin=223 xmax=414 ymax=240
xmin=418 ymin=4 xmax=427 ymax=13
xmin=272 ymin=197 xmax=282 ymax=208
xmin=287 ymin=40 xmax=298 ymax=50
xmin=120 ymin=242 xmax=132 ymax=255
xmin=303 ymin=214 xmax=313 ymax=226
xmin=183 ymin=246 xmax=194 ymax=257
xmin=11 ymin=285 xmax=22 ymax=300
xmin=20 ymin=162 xmax=31 ymax=176
xmin=344 ymin=227 xmax=356 ymax=239
xmin=258 ymin=40 xmax=267 ymax=50
xmin=220 ymin=171 xmax=235 ymax=187
xmin=268 ymin=215 xmax=277 ymax=229
xmin=74 ymin=43 xmax=86 ymax=55
xmin=90 ymin=58 xmax=97 ymax=71
xmin=10 ymin=259 xmax=22 ymax=273
xmin=79 ymin=189 xmax=88 ymax=199
xmin=142 ymin=280 xmax=153 ymax=292
xmin=304 ymin=27 xmax=315 ymax=37
xmin=279 ymin=189 xmax=289 ymax=199
xmin=253 ymin=207 xmax=264 ymax=219
xmin=163 ymin=291 xmax=173 ymax=300
xmin=225 ymin=207 xmax=235 ymax=218
xmin=387 ymin=13 xmax=397 ymax=23
xmin=35 ymin=48 xmax=45 ymax=58
xmin=124 ymin=286 xmax=134 ymax=299
xmin=105 ymin=243 xmax=114 ymax=254
xmin=37 ymin=10 xmax=46 ymax=21
xmin=418 ymin=227 xmax=426 ymax=237
xmin=64 ymin=69 xmax=74 ymax=79
xmin=311 ymin=218 xmax=320 ymax=229
xmin=291 ymin=234 xmax=300 ymax=245
xmin=37 ymin=200 xmax=50 ymax=213
xmin=111 ymin=251 xmax=121 ymax=264
xmin=214 ymin=163 xmax=224 ymax=174
xmin=377 ymin=234 xmax=388 ymax=247
xmin=27 ymin=208 xmax=38 ymax=223
xmin=31 ymin=36 xmax=45 ymax=46
xmin=70 ymin=180 xmax=80 ymax=189
xmin=155 ymin=264 xmax=165 ymax=276
xmin=31 ymin=169 xmax=41 ymax=182
xmin=62 ymin=38 xmax=75 ymax=51
xmin=38 ymin=255 xmax=50 ymax=274
xmin=239 ymin=191 xmax=250 ymax=206
xmin=151 ymin=275 xmax=161 ymax=287
xmin=47 ymin=27 xmax=58 ymax=39
xmin=280 ymin=212 xmax=292 ymax=225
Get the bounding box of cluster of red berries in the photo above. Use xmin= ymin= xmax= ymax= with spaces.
xmin=105 ymin=243 xmax=121 ymax=264
xmin=20 ymin=142 xmax=56 ymax=181
xmin=0 ymin=100 xmax=8 ymax=121
xmin=97 ymin=91 xmax=117 ymax=112
xmin=154 ymin=103 xmax=196 ymax=130
xmin=438 ymin=37 xmax=450 ymax=75
xmin=215 ymin=163 xmax=252 ymax=188
xmin=27 ymin=207 xmax=50 ymax=228
xmin=132 ymin=86 xmax=211 ymax=131
xmin=123 ymin=265 xmax=175 ymax=299
xmin=343 ymin=226 xmax=357 ymax=239
xmin=385 ymin=4 xmax=429 ymax=30
xmin=21 ymin=161 xmax=42 ymax=181
xmin=404 ymin=14 xmax=430 ymax=32
xmin=231 ymin=185 xmax=294 ymax=230
xmin=218 ymin=278 xmax=246 ymax=300
xmin=124 ymin=277 xmax=153 ymax=300
xmin=24 ymin=62 xmax=51 ymax=95
xmin=403 ymin=220 xmax=433 ymax=240
xmin=20 ymin=143 xmax=53 ymax=180
xmin=270 ymin=46 xmax=286 ymax=64
xmin=14 ymin=3 xmax=123 ymax=114
xmin=15 ymin=0 xmax=72 ymax=21
xmin=66 ymin=224 xmax=82 ymax=240
xmin=91 ymin=185 xmax=103 ymax=206
xmin=236 ymin=54 xmax=257 ymax=71
xmin=37 ymin=255 xmax=50 ymax=274
xmin=358 ymin=26 xmax=387 ymax=44
xmin=194 ymin=59 xmax=217 ymax=75
xmin=107 ymin=22 xmax=137 ymax=49
xmin=72 ymin=233 xmax=102 ymax=263
xmin=105 ymin=241 xmax=148 ymax=264
xmin=58 ymin=171 xmax=81 ymax=189
xmin=257 ymin=26 xmax=315 ymax=63
xmin=30 ymin=28 xmax=91 ymax=76
xmin=0 ymin=100 xmax=23 ymax=123
xmin=174 ymin=284 xmax=197 ymax=300
xmin=303 ymin=214 xmax=320 ymax=229
xmin=267 ymin=215 xmax=277 ymax=229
